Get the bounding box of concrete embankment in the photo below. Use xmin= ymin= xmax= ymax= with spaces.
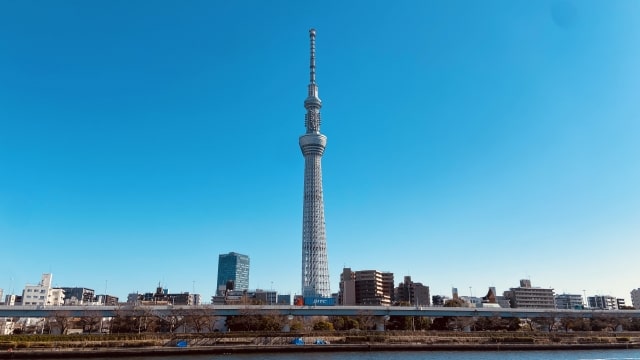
xmin=2 ymin=332 xmax=640 ymax=359
xmin=1 ymin=342 xmax=640 ymax=359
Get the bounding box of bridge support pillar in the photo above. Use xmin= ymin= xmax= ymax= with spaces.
xmin=282 ymin=315 xmax=295 ymax=332
xmin=375 ymin=315 xmax=390 ymax=331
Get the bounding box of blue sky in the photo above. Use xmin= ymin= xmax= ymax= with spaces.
xmin=0 ymin=0 xmax=638 ymax=303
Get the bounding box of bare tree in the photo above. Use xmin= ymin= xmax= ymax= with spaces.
xmin=530 ymin=314 xmax=556 ymax=332
xmin=355 ymin=310 xmax=375 ymax=331
xmin=184 ymin=306 xmax=213 ymax=333
xmin=50 ymin=310 xmax=73 ymax=335
xmin=78 ymin=308 xmax=103 ymax=334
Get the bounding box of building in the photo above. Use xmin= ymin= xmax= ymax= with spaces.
xmin=555 ymin=293 xmax=584 ymax=309
xmin=395 ymin=276 xmax=430 ymax=306
xmin=631 ymin=288 xmax=640 ymax=309
xmin=432 ymin=295 xmax=451 ymax=306
xmin=503 ymin=279 xmax=555 ymax=308
xmin=482 ymin=287 xmax=507 ymax=308
xmin=4 ymin=295 xmax=21 ymax=306
xmin=339 ymin=268 xmax=394 ymax=306
xmin=21 ymin=273 xmax=65 ymax=306
xmin=216 ymin=252 xmax=250 ymax=295
xmin=211 ymin=290 xmax=249 ymax=305
xmin=300 ymin=28 xmax=331 ymax=298
xmin=130 ymin=285 xmax=200 ymax=306
xmin=588 ymin=295 xmax=618 ymax=310
xmin=254 ymin=289 xmax=277 ymax=305
xmin=95 ymin=294 xmax=119 ymax=305
xmin=340 ymin=268 xmax=357 ymax=305
xmin=59 ymin=287 xmax=95 ymax=305
xmin=277 ymin=294 xmax=291 ymax=305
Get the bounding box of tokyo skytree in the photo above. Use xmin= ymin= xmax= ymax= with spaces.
xmin=300 ymin=29 xmax=330 ymax=298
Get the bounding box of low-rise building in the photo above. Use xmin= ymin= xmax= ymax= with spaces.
xmin=95 ymin=294 xmax=119 ymax=305
xmin=588 ymin=295 xmax=618 ymax=310
xmin=503 ymin=279 xmax=555 ymax=309
xmin=60 ymin=287 xmax=95 ymax=305
xmin=129 ymin=285 xmax=200 ymax=305
xmin=555 ymin=293 xmax=584 ymax=309
xmin=21 ymin=274 xmax=65 ymax=306
xmin=4 ymin=295 xmax=21 ymax=306
xmin=631 ymin=288 xmax=640 ymax=309
xmin=395 ymin=276 xmax=430 ymax=306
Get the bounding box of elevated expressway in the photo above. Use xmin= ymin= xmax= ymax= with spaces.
xmin=2 ymin=305 xmax=639 ymax=320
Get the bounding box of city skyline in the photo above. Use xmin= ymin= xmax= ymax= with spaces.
xmin=1 ymin=1 xmax=639 ymax=302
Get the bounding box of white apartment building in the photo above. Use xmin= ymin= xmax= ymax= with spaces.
xmin=21 ymin=273 xmax=65 ymax=306
xmin=503 ymin=279 xmax=555 ymax=309
xmin=588 ymin=295 xmax=618 ymax=310
xmin=555 ymin=293 xmax=584 ymax=309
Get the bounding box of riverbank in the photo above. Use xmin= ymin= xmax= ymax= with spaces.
xmin=1 ymin=342 xmax=640 ymax=359
xmin=1 ymin=332 xmax=639 ymax=359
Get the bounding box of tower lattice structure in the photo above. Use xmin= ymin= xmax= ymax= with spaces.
xmin=300 ymin=28 xmax=330 ymax=298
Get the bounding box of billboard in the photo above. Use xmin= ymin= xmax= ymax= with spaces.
xmin=303 ymin=297 xmax=335 ymax=306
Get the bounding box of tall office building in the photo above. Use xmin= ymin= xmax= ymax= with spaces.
xmin=216 ymin=252 xmax=250 ymax=295
xmin=299 ymin=29 xmax=330 ymax=298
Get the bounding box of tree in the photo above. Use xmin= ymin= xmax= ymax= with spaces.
xmin=330 ymin=316 xmax=359 ymax=331
xmin=590 ymin=315 xmax=616 ymax=331
xmin=444 ymin=298 xmax=466 ymax=307
xmin=111 ymin=305 xmax=138 ymax=333
xmin=183 ymin=307 xmax=212 ymax=333
xmin=225 ymin=307 xmax=284 ymax=331
xmin=628 ymin=318 xmax=640 ymax=331
xmin=355 ymin=311 xmax=375 ymax=331
xmin=313 ymin=320 xmax=334 ymax=331
xmin=386 ymin=316 xmax=411 ymax=330
xmin=430 ymin=317 xmax=451 ymax=330
xmin=78 ymin=309 xmax=103 ymax=334
xmin=530 ymin=315 xmax=556 ymax=332
xmin=50 ymin=310 xmax=73 ymax=335
xmin=474 ymin=316 xmax=520 ymax=331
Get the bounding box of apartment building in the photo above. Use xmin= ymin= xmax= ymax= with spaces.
xmin=339 ymin=268 xmax=394 ymax=306
xmin=503 ymin=279 xmax=555 ymax=308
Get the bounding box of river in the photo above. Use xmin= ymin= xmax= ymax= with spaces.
xmin=69 ymin=349 xmax=640 ymax=360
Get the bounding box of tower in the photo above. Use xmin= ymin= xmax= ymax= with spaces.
xmin=300 ymin=28 xmax=330 ymax=298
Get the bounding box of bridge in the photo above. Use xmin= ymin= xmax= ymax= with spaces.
xmin=2 ymin=305 xmax=639 ymax=319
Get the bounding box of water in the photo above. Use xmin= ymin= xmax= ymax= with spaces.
xmin=69 ymin=349 xmax=640 ymax=360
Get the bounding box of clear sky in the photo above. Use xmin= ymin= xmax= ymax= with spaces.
xmin=0 ymin=0 xmax=638 ymax=304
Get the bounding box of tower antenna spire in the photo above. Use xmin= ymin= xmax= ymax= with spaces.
xmin=309 ymin=28 xmax=316 ymax=84
xmin=304 ymin=28 xmax=322 ymax=134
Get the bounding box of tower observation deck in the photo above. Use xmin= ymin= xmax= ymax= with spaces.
xmin=299 ymin=28 xmax=330 ymax=298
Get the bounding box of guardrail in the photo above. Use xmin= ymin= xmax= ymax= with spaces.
xmin=1 ymin=305 xmax=639 ymax=319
